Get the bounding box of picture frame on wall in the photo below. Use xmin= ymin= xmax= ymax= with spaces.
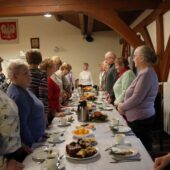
xmin=30 ymin=37 xmax=40 ymax=49
xmin=0 ymin=19 xmax=19 ymax=44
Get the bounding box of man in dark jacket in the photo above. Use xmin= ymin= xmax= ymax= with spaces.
xmin=104 ymin=51 xmax=117 ymax=103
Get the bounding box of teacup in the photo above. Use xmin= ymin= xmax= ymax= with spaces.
xmin=60 ymin=117 xmax=67 ymax=126
xmin=98 ymin=91 xmax=103 ymax=98
xmin=51 ymin=133 xmax=61 ymax=142
xmin=114 ymin=134 xmax=125 ymax=145
xmin=45 ymin=152 xmax=58 ymax=170
xmin=111 ymin=119 xmax=119 ymax=126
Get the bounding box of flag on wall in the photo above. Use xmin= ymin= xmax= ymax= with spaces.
xmin=0 ymin=19 xmax=19 ymax=43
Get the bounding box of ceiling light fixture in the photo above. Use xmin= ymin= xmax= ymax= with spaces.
xmin=44 ymin=13 xmax=52 ymax=18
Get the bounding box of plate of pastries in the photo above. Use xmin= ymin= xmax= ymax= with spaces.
xmin=89 ymin=111 xmax=108 ymax=122
xmin=66 ymin=138 xmax=99 ymax=160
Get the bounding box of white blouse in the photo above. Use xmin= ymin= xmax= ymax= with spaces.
xmin=79 ymin=70 xmax=93 ymax=86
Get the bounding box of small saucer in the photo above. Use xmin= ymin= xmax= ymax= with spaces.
xmin=58 ymin=122 xmax=71 ymax=127
xmin=48 ymin=138 xmax=65 ymax=144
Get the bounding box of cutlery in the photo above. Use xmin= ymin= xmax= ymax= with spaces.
xmin=56 ymin=154 xmax=64 ymax=169
xmin=105 ymin=145 xmax=115 ymax=151
xmin=110 ymin=158 xmax=141 ymax=163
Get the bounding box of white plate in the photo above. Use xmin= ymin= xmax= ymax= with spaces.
xmin=32 ymin=149 xmax=59 ymax=162
xmin=64 ymin=111 xmax=74 ymax=115
xmin=94 ymin=100 xmax=103 ymax=104
xmin=32 ymin=150 xmax=47 ymax=162
xmin=72 ymin=129 xmax=93 ymax=139
xmin=58 ymin=122 xmax=71 ymax=127
xmin=103 ymin=106 xmax=113 ymax=111
xmin=117 ymin=126 xmax=131 ymax=133
xmin=48 ymin=138 xmax=65 ymax=144
xmin=66 ymin=148 xmax=99 ymax=161
xmin=111 ymin=146 xmax=138 ymax=158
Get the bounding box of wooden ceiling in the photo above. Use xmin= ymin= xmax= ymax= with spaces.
xmin=0 ymin=0 xmax=162 ymax=46
xmin=54 ymin=10 xmax=143 ymax=33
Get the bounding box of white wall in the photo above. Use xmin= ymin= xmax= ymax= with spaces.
xmin=0 ymin=16 xmax=122 ymax=85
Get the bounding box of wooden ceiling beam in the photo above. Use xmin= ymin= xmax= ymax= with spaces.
xmin=133 ymin=0 xmax=170 ymax=32
xmin=139 ymin=27 xmax=154 ymax=50
xmin=0 ymin=0 xmax=144 ymax=47
xmin=78 ymin=13 xmax=86 ymax=35
xmin=156 ymin=14 xmax=164 ymax=57
xmin=87 ymin=16 xmax=94 ymax=35
xmin=55 ymin=14 xmax=63 ymax=22
xmin=0 ymin=0 xmax=161 ymax=11
xmin=161 ymin=36 xmax=170 ymax=82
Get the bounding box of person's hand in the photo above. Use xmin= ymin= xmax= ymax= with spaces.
xmin=22 ymin=143 xmax=32 ymax=154
xmin=154 ymin=153 xmax=170 ymax=170
xmin=117 ymin=103 xmax=124 ymax=115
xmin=7 ymin=159 xmax=24 ymax=170
xmin=56 ymin=112 xmax=65 ymax=117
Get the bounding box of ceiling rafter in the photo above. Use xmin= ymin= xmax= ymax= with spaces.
xmin=139 ymin=27 xmax=154 ymax=50
xmin=78 ymin=13 xmax=86 ymax=35
xmin=0 ymin=0 xmax=161 ymax=10
xmin=133 ymin=0 xmax=170 ymax=32
xmin=161 ymin=36 xmax=170 ymax=82
xmin=87 ymin=16 xmax=94 ymax=36
xmin=0 ymin=0 xmax=145 ymax=47
xmin=156 ymin=14 xmax=164 ymax=57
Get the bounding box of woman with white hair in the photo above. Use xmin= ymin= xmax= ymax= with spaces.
xmin=118 ymin=45 xmax=158 ymax=151
xmin=7 ymin=60 xmax=45 ymax=149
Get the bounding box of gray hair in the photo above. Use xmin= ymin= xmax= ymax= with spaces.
xmin=7 ymin=60 xmax=28 ymax=80
xmin=134 ymin=45 xmax=157 ymax=64
xmin=105 ymin=51 xmax=117 ymax=59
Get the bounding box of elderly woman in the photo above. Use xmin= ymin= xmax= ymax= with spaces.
xmin=99 ymin=61 xmax=109 ymax=91
xmin=113 ymin=58 xmax=135 ymax=106
xmin=7 ymin=60 xmax=45 ymax=148
xmin=26 ymin=50 xmax=48 ymax=125
xmin=118 ymin=45 xmax=158 ymax=151
xmin=51 ymin=63 xmax=71 ymax=103
xmin=0 ymin=89 xmax=24 ymax=169
xmin=65 ymin=64 xmax=74 ymax=93
xmin=40 ymin=58 xmax=64 ymax=123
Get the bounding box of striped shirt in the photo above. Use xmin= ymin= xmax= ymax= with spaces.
xmin=29 ymin=68 xmax=48 ymax=115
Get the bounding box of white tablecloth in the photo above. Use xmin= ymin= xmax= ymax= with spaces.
xmin=23 ymin=106 xmax=153 ymax=170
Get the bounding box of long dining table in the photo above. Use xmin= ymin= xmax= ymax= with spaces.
xmin=23 ymin=93 xmax=154 ymax=170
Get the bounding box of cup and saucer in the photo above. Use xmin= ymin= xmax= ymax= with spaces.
xmin=113 ymin=134 xmax=131 ymax=147
xmin=58 ymin=117 xmax=71 ymax=127
xmin=48 ymin=132 xmax=65 ymax=144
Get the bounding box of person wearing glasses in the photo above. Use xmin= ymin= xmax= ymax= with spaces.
xmin=118 ymin=45 xmax=158 ymax=151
